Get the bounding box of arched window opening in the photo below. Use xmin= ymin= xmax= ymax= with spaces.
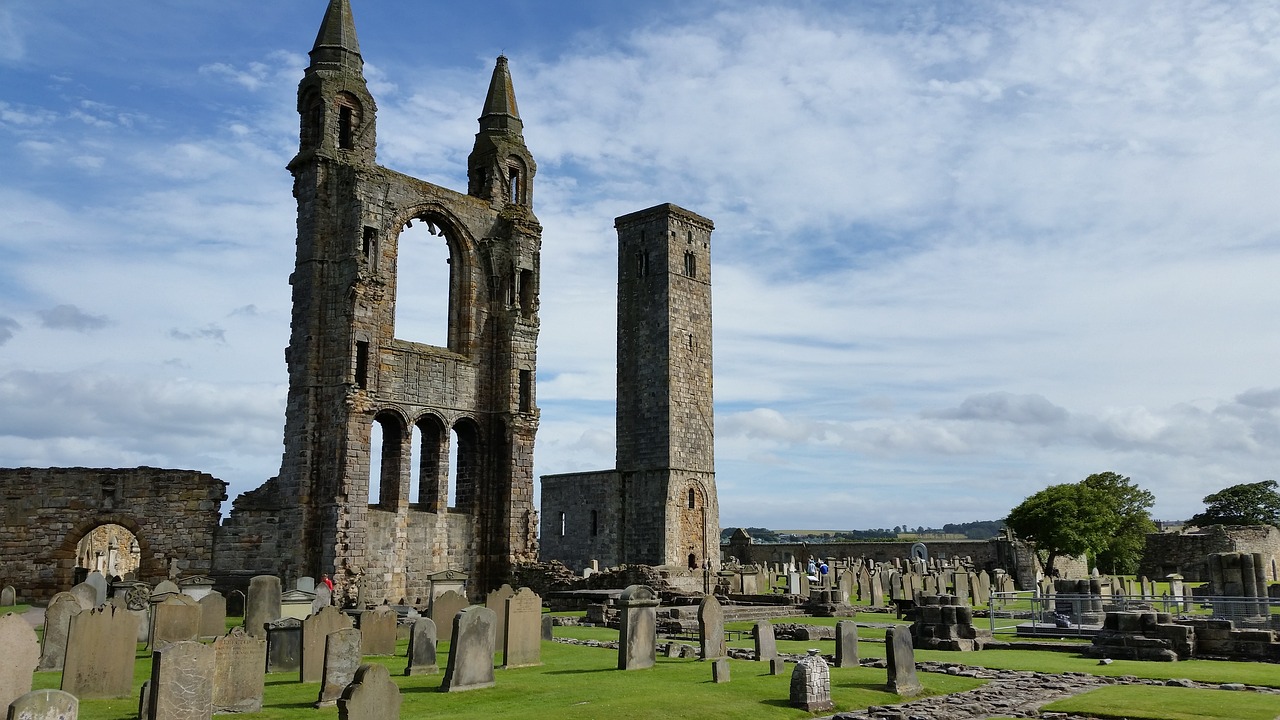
xmin=508 ymin=166 xmax=520 ymax=204
xmin=335 ymin=92 xmax=361 ymax=150
xmin=408 ymin=424 xmax=422 ymax=505
xmin=370 ymin=412 xmax=404 ymax=508
xmin=450 ymin=419 xmax=481 ymax=513
xmin=369 ymin=420 xmax=383 ymax=505
xmin=76 ymin=524 xmax=141 ymax=579
xmin=394 ymin=217 xmax=452 ymax=348
xmin=688 ymin=553 xmax=697 ymax=570
xmin=688 ymin=488 xmax=697 ymax=509
xmin=416 ymin=415 xmax=446 ymax=511
xmin=518 ymin=269 xmax=534 ymax=315
xmin=301 ymin=93 xmax=323 ymax=148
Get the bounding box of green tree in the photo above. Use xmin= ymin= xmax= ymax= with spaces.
xmin=1189 ymin=480 xmax=1280 ymax=527
xmin=1081 ymin=472 xmax=1155 ymax=574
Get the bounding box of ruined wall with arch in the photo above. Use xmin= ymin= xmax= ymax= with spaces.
xmin=0 ymin=467 xmax=226 ymax=603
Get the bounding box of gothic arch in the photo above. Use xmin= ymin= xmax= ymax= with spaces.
xmin=389 ymin=204 xmax=484 ymax=354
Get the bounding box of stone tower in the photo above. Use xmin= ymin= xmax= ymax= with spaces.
xmin=539 ymin=204 xmax=719 ymax=573
xmin=215 ymin=0 xmax=542 ymax=601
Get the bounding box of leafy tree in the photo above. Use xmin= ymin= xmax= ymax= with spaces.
xmin=1189 ymin=480 xmax=1280 ymax=527
xmin=1005 ymin=482 xmax=1116 ymax=574
xmin=1080 ymin=472 xmax=1155 ymax=574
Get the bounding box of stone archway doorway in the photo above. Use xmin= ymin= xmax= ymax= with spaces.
xmin=75 ymin=523 xmax=141 ymax=579
xmin=56 ymin=515 xmax=156 ymax=590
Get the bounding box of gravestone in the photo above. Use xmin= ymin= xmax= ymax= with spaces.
xmin=0 ymin=613 xmax=40 ymax=712
xmin=124 ymin=584 xmax=151 ymax=643
xmin=5 ymin=689 xmax=78 ymax=720
xmin=789 ymin=649 xmax=833 ymax=712
xmin=359 ymin=605 xmax=397 ymax=656
xmin=317 ymin=628 xmax=362 ymax=707
xmin=0 ymin=586 xmax=14 ymax=607
xmin=296 ymin=577 xmax=316 ymax=594
xmin=501 ymin=588 xmax=542 ymax=669
xmin=280 ymin=590 xmax=315 ymax=621
xmin=338 ymin=664 xmax=401 ymax=720
xmin=302 ymin=606 xmax=353 ymax=683
xmin=541 ymin=615 xmax=553 ymax=641
xmin=430 ymin=590 xmax=468 ymax=647
xmin=770 ymin=657 xmax=786 ymax=675
xmin=837 ymin=572 xmax=854 ymax=604
xmin=484 ymin=584 xmax=516 ymax=646
xmin=312 ymin=585 xmax=332 ymax=615
xmin=212 ymin=628 xmax=266 ymax=714
xmin=753 ymin=620 xmax=777 ymax=662
xmin=244 ymin=576 xmax=282 ymax=639
xmin=62 ymin=606 xmax=138 ymax=699
xmin=83 ymin=573 xmax=108 ymax=607
xmin=178 ymin=576 xmax=215 ymax=603
xmin=146 ymin=641 xmax=213 ymax=720
xmin=835 ymin=620 xmax=859 ymax=668
xmin=38 ymin=593 xmax=82 ymax=671
xmin=151 ymin=594 xmax=201 ymax=648
xmin=198 ymin=591 xmax=226 ymax=639
xmin=404 ymin=618 xmax=438 ymax=676
xmin=440 ymin=606 xmax=496 ymax=693
xmin=264 ymin=617 xmax=303 ymax=673
xmin=616 ymin=585 xmax=658 ymax=671
xmin=869 ymin=572 xmax=885 ymax=607
xmin=885 ymin=626 xmax=922 ymax=696
xmin=711 ymin=658 xmax=730 ymax=683
xmin=153 ymin=580 xmax=180 ymax=598
xmin=68 ymin=584 xmax=96 ymax=611
xmin=697 ymin=594 xmax=726 ymax=660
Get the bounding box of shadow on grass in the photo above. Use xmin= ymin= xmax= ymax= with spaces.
xmin=541 ymin=667 xmax=618 ymax=676
xmin=757 ymin=698 xmax=793 ymax=709
xmin=271 ymin=701 xmax=322 ymax=710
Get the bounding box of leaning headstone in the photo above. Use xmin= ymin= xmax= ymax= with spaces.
xmin=0 ymin=613 xmax=40 ymax=711
xmin=431 ymin=590 xmax=468 ymax=647
xmin=301 ymin=607 xmax=353 ymax=682
xmin=753 ymin=620 xmax=777 ymax=662
xmin=711 ymin=658 xmax=730 ymax=683
xmin=264 ymin=617 xmax=303 ymax=673
xmin=359 ymin=605 xmax=397 ymax=657
xmin=0 ymin=586 xmax=14 ymax=608
xmin=68 ymin=584 xmax=96 ymax=611
xmin=146 ymin=641 xmax=214 ymax=720
xmin=835 ymin=620 xmax=859 ymax=668
xmin=337 ymin=664 xmax=401 ymax=720
xmin=885 ymin=626 xmax=922 ymax=696
xmin=212 ymin=628 xmax=266 ymax=714
xmin=316 ymin=628 xmax=362 ymax=707
xmin=62 ymin=605 xmax=139 ymax=699
xmin=485 ymin=584 xmax=516 ymax=647
xmin=616 ymin=585 xmax=658 ymax=671
xmin=790 ymin=649 xmax=834 ymax=712
xmin=198 ymin=591 xmax=227 ymax=639
xmin=697 ymin=594 xmax=726 ymax=660
xmin=502 ymin=588 xmax=542 ymax=669
xmin=440 ymin=607 xmax=496 ymax=693
xmin=244 ymin=576 xmax=282 ymax=639
xmin=5 ymin=689 xmax=78 ymax=720
xmin=404 ymin=618 xmax=438 ymax=676
xmin=38 ymin=593 xmax=82 ymax=671
xmin=151 ymin=594 xmax=201 ymax=648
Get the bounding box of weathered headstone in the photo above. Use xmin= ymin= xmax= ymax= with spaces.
xmin=869 ymin=572 xmax=885 ymax=608
xmin=61 ymin=605 xmax=138 ymax=699
xmin=265 ymin=617 xmax=303 ymax=673
xmin=151 ymin=594 xmax=201 ymax=648
xmin=312 ymin=585 xmax=332 ymax=615
xmin=83 ymin=573 xmax=108 ymax=608
xmin=296 ymin=577 xmax=316 ymax=594
xmin=885 ymin=626 xmax=922 ymax=696
xmin=0 ymin=586 xmax=14 ymax=608
xmin=616 ymin=585 xmax=658 ymax=671
xmin=198 ymin=591 xmax=226 ymax=639
xmin=280 ymin=590 xmax=315 ymax=621
xmin=835 ymin=620 xmax=859 ymax=668
xmin=244 ymin=576 xmax=282 ymax=639
xmin=5 ymin=689 xmax=78 ymax=720
xmin=440 ymin=606 xmax=496 ymax=693
xmin=317 ymin=628 xmax=362 ymax=707
xmin=697 ymin=594 xmax=726 ymax=660
xmin=146 ymin=641 xmax=214 ymax=720
xmin=484 ymin=584 xmax=516 ymax=646
xmin=0 ymin=613 xmax=40 ymax=712
xmin=770 ymin=657 xmax=786 ymax=675
xmin=753 ymin=620 xmax=777 ymax=662
xmin=836 ymin=572 xmax=854 ymax=604
xmin=212 ymin=628 xmax=266 ymax=714
xmin=38 ymin=593 xmax=82 ymax=671
xmin=153 ymin=580 xmax=181 ymax=598
xmin=338 ymin=664 xmax=401 ymax=720
xmin=404 ymin=618 xmax=438 ymax=676
xmin=711 ymin=658 xmax=730 ymax=683
xmin=501 ymin=588 xmax=542 ymax=669
xmin=431 ymin=590 xmax=468 ymax=648
xmin=540 ymin=614 xmax=553 ymax=641
xmin=789 ymin=649 xmax=833 ymax=712
xmin=359 ymin=605 xmax=397 ymax=657
xmin=301 ymin=606 xmax=353 ymax=683
xmin=68 ymin=584 xmax=96 ymax=612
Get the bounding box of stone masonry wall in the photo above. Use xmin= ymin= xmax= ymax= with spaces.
xmin=539 ymin=471 xmax=622 ymax=571
xmin=1139 ymin=525 xmax=1280 ymax=582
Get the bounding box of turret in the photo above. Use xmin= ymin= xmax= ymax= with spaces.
xmin=293 ymin=0 xmax=377 ymax=166
xmin=468 ymin=56 xmax=536 ymax=206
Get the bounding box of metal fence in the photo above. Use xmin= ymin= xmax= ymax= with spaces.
xmin=985 ymin=591 xmax=1280 ymax=639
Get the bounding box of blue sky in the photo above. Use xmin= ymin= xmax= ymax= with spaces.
xmin=3 ymin=1 xmax=1279 ymax=531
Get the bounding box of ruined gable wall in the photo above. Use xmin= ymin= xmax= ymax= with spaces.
xmin=538 ymin=471 xmax=622 ymax=571
xmin=1140 ymin=525 xmax=1280 ymax=582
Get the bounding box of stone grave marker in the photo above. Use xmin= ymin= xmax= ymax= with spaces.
xmin=953 ymin=573 xmax=970 ymax=605
xmin=178 ymin=576 xmax=215 ymax=603
xmin=484 ymin=584 xmax=516 ymax=646
xmin=711 ymin=658 xmax=730 ymax=683
xmin=212 ymin=627 xmax=266 ymax=714
xmin=616 ymin=585 xmax=658 ymax=671
xmin=301 ymin=606 xmax=353 ymax=683
xmin=152 ymin=580 xmax=180 ymax=598
xmin=835 ymin=620 xmax=858 ymax=668
xmin=265 ymin=617 xmax=303 ymax=673
xmin=404 ymin=618 xmax=438 ymax=676
xmin=869 ymin=572 xmax=885 ymax=607
xmin=68 ymin=584 xmax=96 ymax=612
xmin=61 ymin=605 xmax=138 ymax=699
xmin=753 ymin=620 xmax=776 ymax=662
xmin=770 ymin=657 xmax=785 ymax=675
xmin=697 ymin=594 xmax=726 ymax=660
xmin=38 ymin=593 xmax=82 ymax=671
xmin=338 ymin=663 xmax=401 ymax=720
xmin=280 ymin=590 xmax=315 ymax=621
xmin=244 ymin=576 xmax=281 ymax=639
xmin=885 ymin=626 xmax=922 ymax=696
xmin=0 ymin=613 xmax=40 ymax=711
xmin=146 ymin=640 xmax=213 ymax=720
xmin=198 ymin=591 xmax=226 ymax=639
xmin=312 ymin=585 xmax=332 ymax=615
xmin=5 ymin=689 xmax=78 ymax=720
xmin=316 ymin=628 xmax=362 ymax=707
xmin=540 ymin=615 xmax=553 ymax=641
xmin=430 ymin=590 xmax=468 ymax=647
xmin=440 ymin=606 xmax=496 ymax=693
xmin=151 ymin=594 xmax=201 ymax=648
xmin=837 ymin=572 xmax=854 ymax=604
xmin=501 ymin=588 xmax=542 ymax=669
xmin=789 ymin=650 xmax=833 ymax=712
xmin=83 ymin=573 xmax=108 ymax=607
xmin=976 ymin=572 xmax=992 ymax=605
xmin=0 ymin=586 xmax=14 ymax=607
xmin=296 ymin=577 xmax=316 ymax=594
xmin=359 ymin=605 xmax=397 ymax=656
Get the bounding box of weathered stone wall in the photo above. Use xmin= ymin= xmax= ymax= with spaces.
xmin=0 ymin=467 xmax=226 ymax=602
xmin=1139 ymin=525 xmax=1280 ymax=582
xmin=538 ymin=471 xmax=622 ymax=571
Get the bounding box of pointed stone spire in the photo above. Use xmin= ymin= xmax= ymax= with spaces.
xmin=479 ymin=56 xmax=523 ymax=135
xmin=309 ymin=0 xmax=363 ymax=74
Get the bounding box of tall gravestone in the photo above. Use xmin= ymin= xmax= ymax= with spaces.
xmin=837 ymin=572 xmax=854 ymax=604
xmin=0 ymin=613 xmax=40 ymax=712
xmin=212 ymin=628 xmax=266 ymax=714
xmin=835 ymin=620 xmax=859 ymax=668
xmin=244 ymin=576 xmax=281 ymax=640
xmin=697 ymin=595 xmax=726 ymax=660
xmin=484 ymin=585 xmax=516 ymax=648
xmin=265 ymin=617 xmax=303 ymax=673
xmin=440 ymin=607 xmax=496 ymax=693
xmin=430 ymin=591 xmax=468 ymax=647
xmin=616 ymin=585 xmax=658 ymax=671
xmin=359 ymin=605 xmax=397 ymax=657
xmin=753 ymin=620 xmax=777 ymax=662
xmin=151 ymin=594 xmax=201 ymax=649
xmin=302 ymin=606 xmax=353 ymax=682
xmin=789 ymin=649 xmax=834 ymax=712
xmin=338 ymin=664 xmax=401 ymax=720
xmin=885 ymin=626 xmax=922 ymax=696
xmin=316 ymin=628 xmax=362 ymax=707
xmin=5 ymin=689 xmax=78 ymax=720
xmin=62 ymin=606 xmax=138 ymax=699
xmin=38 ymin=593 xmax=82 ymax=671
xmin=198 ymin=591 xmax=227 ymax=639
xmin=404 ymin=618 xmax=438 ymax=676
xmin=146 ymin=641 xmax=214 ymax=720
xmin=502 ymin=588 xmax=542 ymax=669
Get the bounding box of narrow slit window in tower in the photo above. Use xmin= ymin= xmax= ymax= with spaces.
xmin=591 ymin=509 xmax=598 ymax=537
xmin=688 ymin=488 xmax=696 ymax=509
xmin=338 ymin=106 xmax=354 ymax=149
xmin=684 ymin=251 xmax=696 ymax=278
xmin=355 ymin=341 xmax=369 ymax=389
xmin=519 ymin=369 xmax=532 ymax=413
xmin=519 ymin=269 xmax=534 ymax=314
xmin=362 ymin=226 xmax=376 ymax=262
xmin=509 ymin=166 xmax=520 ymax=204
xmin=559 ymin=512 xmax=566 ymax=537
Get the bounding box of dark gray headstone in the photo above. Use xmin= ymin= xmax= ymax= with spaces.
xmin=430 ymin=590 xmax=467 ymax=647
xmin=265 ymin=617 xmax=303 ymax=673
xmin=790 ymin=650 xmax=833 ymax=712
xmin=337 ymin=664 xmax=401 ymax=720
xmin=405 ymin=618 xmax=438 ymax=676
xmin=711 ymin=658 xmax=730 ymax=683
xmin=769 ymin=657 xmax=786 ymax=676
xmin=61 ymin=605 xmax=137 ymax=698
xmin=38 ymin=594 xmax=81 ymax=672
xmin=317 ymin=628 xmax=362 ymax=707
xmin=5 ymin=689 xmax=78 ymax=720
xmin=151 ymin=595 xmax=201 ymax=649
xmin=0 ymin=613 xmax=40 ymax=712
xmin=753 ymin=620 xmax=777 ymax=662
xmin=885 ymin=626 xmax=922 ymax=696
xmin=198 ymin=591 xmax=226 ymax=639
xmin=301 ymin=606 xmax=353 ymax=682
xmin=137 ymin=681 xmax=150 ymax=720
xmin=83 ymin=573 xmax=108 ymax=608
xmin=358 ymin=605 xmax=397 ymax=657
xmin=146 ymin=641 xmax=214 ymax=720
xmin=212 ymin=627 xmax=265 ymax=714
xmin=616 ymin=585 xmax=658 ymax=670
xmin=0 ymin=586 xmax=14 ymax=608
xmin=540 ymin=615 xmax=553 ymax=642
xmin=835 ymin=620 xmax=859 ymax=668
xmin=440 ymin=606 xmax=496 ymax=693
xmin=245 ymin=576 xmax=282 ymax=639
xmin=502 ymin=588 xmax=542 ymax=669
xmin=697 ymin=594 xmax=726 ymax=660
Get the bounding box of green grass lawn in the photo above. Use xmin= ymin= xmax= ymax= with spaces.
xmin=1042 ymin=685 xmax=1280 ymax=720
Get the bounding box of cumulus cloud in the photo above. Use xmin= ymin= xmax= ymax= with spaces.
xmin=38 ymin=305 xmax=108 ymax=331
